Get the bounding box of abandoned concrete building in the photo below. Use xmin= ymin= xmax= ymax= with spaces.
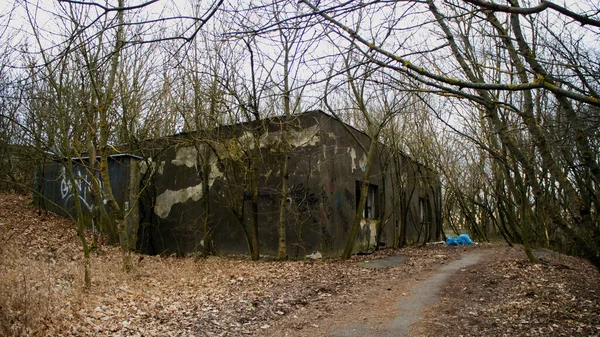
xmin=37 ymin=110 xmax=442 ymax=258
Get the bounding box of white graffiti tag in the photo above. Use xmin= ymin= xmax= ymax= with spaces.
xmin=59 ymin=166 xmax=104 ymax=211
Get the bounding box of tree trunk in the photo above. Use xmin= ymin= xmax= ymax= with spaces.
xmin=65 ymin=160 xmax=91 ymax=289
xmin=341 ymin=137 xmax=377 ymax=259
xmin=202 ymin=160 xmax=214 ymax=257
xmin=98 ymin=0 xmax=133 ymax=271
xmin=277 ymin=150 xmax=290 ymax=260
xmin=249 ymin=135 xmax=261 ymax=261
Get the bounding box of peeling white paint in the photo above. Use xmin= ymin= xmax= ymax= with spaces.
xmin=155 ymin=125 xmax=323 ymax=219
xmin=359 ymin=153 xmax=367 ymax=172
xmin=347 ymin=147 xmax=367 ymax=173
xmin=172 ymin=147 xmax=198 ymax=169
xmin=257 ymin=124 xmax=321 ymax=149
xmin=139 ymin=159 xmax=153 ymax=175
xmin=155 ymin=147 xmax=224 ymax=219
xmin=360 ymin=219 xmax=378 ymax=250
xmin=155 ymin=183 xmax=203 ymax=218
xmin=140 ymin=159 xmax=165 ymax=176
xmin=238 ymin=131 xmax=256 ymax=150
xmin=228 ymin=126 xmax=321 ymax=155
xmin=289 ymin=124 xmax=320 ymax=147
xmin=207 ymin=157 xmax=224 ymax=187
xmin=348 ymin=148 xmax=357 ymax=172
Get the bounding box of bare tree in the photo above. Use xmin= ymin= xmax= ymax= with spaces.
xmin=323 ymin=42 xmax=415 ymax=258
xmin=301 ymin=0 xmax=600 ymax=267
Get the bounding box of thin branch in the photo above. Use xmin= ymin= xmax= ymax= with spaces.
xmin=57 ymin=0 xmax=160 ymax=13
xmin=298 ymin=0 xmax=600 ymax=107
xmin=462 ymin=0 xmax=600 ymax=28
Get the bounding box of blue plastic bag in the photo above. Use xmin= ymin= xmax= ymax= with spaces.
xmin=446 ymin=237 xmax=459 ymax=246
xmin=456 ymin=234 xmax=473 ymax=245
xmin=446 ymin=234 xmax=473 ymax=246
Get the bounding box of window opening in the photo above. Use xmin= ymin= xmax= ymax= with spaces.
xmin=356 ymin=181 xmax=379 ymax=219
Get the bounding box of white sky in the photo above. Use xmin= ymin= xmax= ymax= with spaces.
xmin=2 ymin=0 xmax=599 ymax=137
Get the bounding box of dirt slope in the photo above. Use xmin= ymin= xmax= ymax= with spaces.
xmin=0 ymin=193 xmax=458 ymax=336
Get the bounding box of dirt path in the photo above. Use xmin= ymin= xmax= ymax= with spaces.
xmin=326 ymin=252 xmax=484 ymax=337
xmin=265 ymin=251 xmax=486 ymax=337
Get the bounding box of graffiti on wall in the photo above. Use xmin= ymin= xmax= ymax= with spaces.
xmin=319 ymin=191 xmax=334 ymax=222
xmin=344 ymin=188 xmax=354 ymax=206
xmin=337 ymin=207 xmax=349 ymax=232
xmin=59 ymin=166 xmax=104 ymax=212
xmin=288 ymin=183 xmax=318 ymax=213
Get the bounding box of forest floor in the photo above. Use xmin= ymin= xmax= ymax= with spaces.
xmin=1 ymin=192 xmax=599 ymax=337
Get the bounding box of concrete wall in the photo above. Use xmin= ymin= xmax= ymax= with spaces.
xmin=137 ymin=111 xmax=442 ymax=258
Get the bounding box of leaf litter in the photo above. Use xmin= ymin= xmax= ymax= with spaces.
xmin=1 ymin=192 xmax=598 ymax=336
xmin=414 ymin=246 xmax=600 ymax=336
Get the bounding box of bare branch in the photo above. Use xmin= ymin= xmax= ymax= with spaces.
xmin=462 ymin=0 xmax=600 ymax=28
xmin=57 ymin=0 xmax=160 ymax=13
